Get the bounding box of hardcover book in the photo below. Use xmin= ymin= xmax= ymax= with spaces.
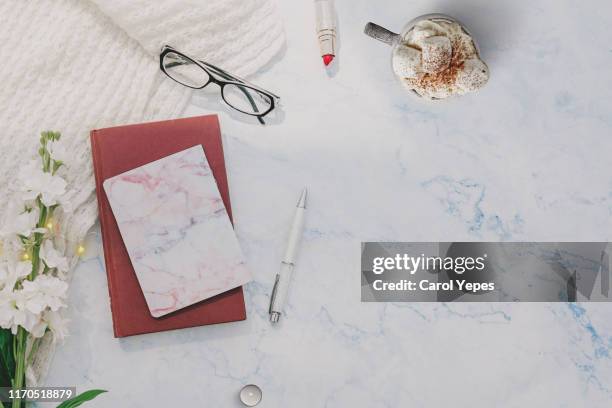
xmin=103 ymin=146 xmax=251 ymax=317
xmin=90 ymin=115 xmax=247 ymax=337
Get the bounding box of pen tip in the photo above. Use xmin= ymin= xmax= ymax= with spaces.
xmin=322 ymin=54 xmax=334 ymax=66
xmin=297 ymin=188 xmax=307 ymax=208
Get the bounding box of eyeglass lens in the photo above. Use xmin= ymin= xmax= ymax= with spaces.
xmin=222 ymin=84 xmax=272 ymax=115
xmin=162 ymin=51 xmax=210 ymax=88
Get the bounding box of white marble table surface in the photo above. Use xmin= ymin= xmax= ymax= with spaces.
xmin=46 ymin=0 xmax=612 ymax=406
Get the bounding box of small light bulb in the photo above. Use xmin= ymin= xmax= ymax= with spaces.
xmin=46 ymin=222 xmax=53 ymax=229
xmin=22 ymin=253 xmax=30 ymax=261
xmin=77 ymin=245 xmax=86 ymax=256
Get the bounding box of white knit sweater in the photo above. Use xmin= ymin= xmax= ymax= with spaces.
xmin=0 ymin=0 xmax=284 ymax=383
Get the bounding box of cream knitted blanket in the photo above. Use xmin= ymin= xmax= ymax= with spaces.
xmin=0 ymin=0 xmax=284 ymax=383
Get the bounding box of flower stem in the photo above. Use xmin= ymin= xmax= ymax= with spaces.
xmin=29 ymin=200 xmax=49 ymax=281
xmin=12 ymin=327 xmax=27 ymax=408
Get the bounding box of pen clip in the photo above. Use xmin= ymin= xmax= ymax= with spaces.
xmin=269 ymin=273 xmax=281 ymax=314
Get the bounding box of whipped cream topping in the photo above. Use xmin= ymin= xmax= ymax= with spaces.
xmin=392 ymin=19 xmax=489 ymax=99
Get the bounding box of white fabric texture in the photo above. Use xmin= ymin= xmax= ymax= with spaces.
xmin=91 ymin=0 xmax=285 ymax=76
xmin=0 ymin=0 xmax=284 ymax=384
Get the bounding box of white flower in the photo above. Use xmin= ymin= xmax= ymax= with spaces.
xmin=0 ymin=136 xmax=73 ymax=341
xmin=0 ymin=288 xmax=18 ymax=331
xmin=0 ymin=260 xmax=33 ymax=333
xmin=40 ymin=240 xmax=69 ymax=273
xmin=48 ymin=141 xmax=68 ymax=163
xmin=0 ymin=288 xmax=45 ymax=336
xmin=0 ymin=200 xmax=39 ymax=238
xmin=0 ymin=262 xmax=10 ymax=285
xmin=0 ymin=259 xmax=32 ymax=291
xmin=21 ymin=314 xmax=47 ymax=338
xmin=18 ymin=160 xmax=67 ymax=206
xmin=17 ymin=275 xmax=68 ymax=315
xmin=2 ymin=230 xmax=36 ymax=257
xmin=43 ymin=309 xmax=68 ymax=341
xmin=0 ymin=266 xmax=67 ymax=338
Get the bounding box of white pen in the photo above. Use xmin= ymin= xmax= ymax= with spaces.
xmin=314 ymin=0 xmax=337 ymax=67
xmin=269 ymin=188 xmax=307 ymax=323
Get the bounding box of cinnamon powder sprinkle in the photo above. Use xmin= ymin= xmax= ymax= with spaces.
xmin=405 ymin=34 xmax=475 ymax=98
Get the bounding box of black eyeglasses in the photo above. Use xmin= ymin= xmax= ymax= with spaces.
xmin=160 ymin=45 xmax=280 ymax=124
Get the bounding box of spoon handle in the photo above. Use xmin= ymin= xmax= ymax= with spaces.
xmin=364 ymin=22 xmax=400 ymax=45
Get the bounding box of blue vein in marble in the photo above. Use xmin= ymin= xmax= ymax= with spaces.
xmin=422 ymin=176 xmax=523 ymax=239
xmin=568 ymin=303 xmax=611 ymax=360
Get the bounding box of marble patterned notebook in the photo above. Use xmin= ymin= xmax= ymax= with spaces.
xmin=103 ymin=145 xmax=251 ymax=318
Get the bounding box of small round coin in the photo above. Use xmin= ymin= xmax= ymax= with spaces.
xmin=239 ymin=384 xmax=262 ymax=407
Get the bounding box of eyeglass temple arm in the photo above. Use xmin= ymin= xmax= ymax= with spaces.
xmin=162 ymin=57 xmax=234 ymax=82
xmin=199 ymin=61 xmax=280 ymax=100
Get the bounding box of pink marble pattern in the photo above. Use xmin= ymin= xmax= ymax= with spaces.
xmin=103 ymin=145 xmax=251 ymax=317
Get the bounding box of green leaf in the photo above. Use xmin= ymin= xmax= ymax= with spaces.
xmin=56 ymin=389 xmax=107 ymax=408
xmin=52 ymin=160 xmax=63 ymax=174
xmin=0 ymin=328 xmax=15 ymax=388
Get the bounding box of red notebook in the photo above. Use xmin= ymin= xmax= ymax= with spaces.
xmin=90 ymin=115 xmax=246 ymax=337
